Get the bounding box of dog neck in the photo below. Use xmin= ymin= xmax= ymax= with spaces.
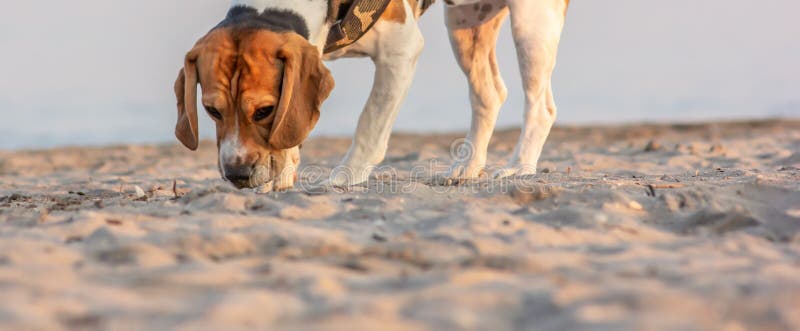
xmin=227 ymin=0 xmax=331 ymax=50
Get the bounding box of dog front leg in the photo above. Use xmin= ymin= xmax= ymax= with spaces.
xmin=328 ymin=21 xmax=425 ymax=186
xmin=272 ymin=147 xmax=300 ymax=191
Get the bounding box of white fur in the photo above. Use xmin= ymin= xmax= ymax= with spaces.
xmin=230 ymin=0 xmax=331 ymax=48
xmin=445 ymin=0 xmax=509 ymax=179
xmin=493 ymin=0 xmax=566 ymax=178
xmin=218 ymin=116 xmax=248 ymax=179
xmin=323 ymin=0 xmax=425 ymax=186
xmin=272 ymin=146 xmax=300 ymax=190
xmin=444 ymin=0 xmax=567 ymax=179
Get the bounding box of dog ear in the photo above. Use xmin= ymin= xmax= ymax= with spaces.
xmin=268 ymin=36 xmax=335 ymax=150
xmin=174 ymin=51 xmax=200 ymax=151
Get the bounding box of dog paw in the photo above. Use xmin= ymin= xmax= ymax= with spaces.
xmin=271 ymin=170 xmax=296 ymax=192
xmin=492 ymin=164 xmax=537 ymax=179
xmin=447 ymin=138 xmax=488 ymax=179
xmin=250 ymin=170 xmax=295 ymax=194
xmin=429 ymin=174 xmax=463 ymax=186
xmin=252 ymin=178 xmax=295 ymax=194
xmin=448 ymin=159 xmax=486 ymax=180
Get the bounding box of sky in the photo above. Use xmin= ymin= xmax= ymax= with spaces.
xmin=0 ymin=0 xmax=798 ymax=150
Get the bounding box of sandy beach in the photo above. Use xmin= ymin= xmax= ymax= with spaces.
xmin=1 ymin=120 xmax=799 ymax=331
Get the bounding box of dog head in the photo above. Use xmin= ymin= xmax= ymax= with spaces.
xmin=174 ymin=28 xmax=334 ymax=189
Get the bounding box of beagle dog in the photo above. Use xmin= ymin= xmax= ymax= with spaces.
xmin=175 ymin=0 xmax=569 ymax=190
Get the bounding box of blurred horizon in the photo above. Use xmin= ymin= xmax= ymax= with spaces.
xmin=0 ymin=0 xmax=798 ymax=150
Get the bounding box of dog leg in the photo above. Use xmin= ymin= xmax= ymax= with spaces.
xmin=328 ymin=13 xmax=425 ymax=186
xmin=446 ymin=1 xmax=509 ymax=179
xmin=271 ymin=146 xmax=300 ymax=191
xmin=493 ymin=0 xmax=567 ymax=179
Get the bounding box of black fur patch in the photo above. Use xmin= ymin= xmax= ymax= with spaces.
xmin=215 ymin=6 xmax=310 ymax=40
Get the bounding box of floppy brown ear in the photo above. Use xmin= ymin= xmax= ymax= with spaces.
xmin=269 ymin=36 xmax=335 ymax=149
xmin=174 ymin=53 xmax=200 ymax=151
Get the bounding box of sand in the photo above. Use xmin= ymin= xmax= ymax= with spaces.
xmin=1 ymin=120 xmax=799 ymax=331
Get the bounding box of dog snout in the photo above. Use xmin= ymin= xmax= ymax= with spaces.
xmin=223 ymin=165 xmax=253 ymax=187
xmin=222 ymin=162 xmax=272 ymax=189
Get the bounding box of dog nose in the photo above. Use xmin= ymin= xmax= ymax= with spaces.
xmin=223 ymin=165 xmax=252 ymax=187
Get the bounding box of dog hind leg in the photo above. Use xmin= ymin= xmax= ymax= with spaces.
xmin=493 ymin=0 xmax=567 ymax=179
xmin=446 ymin=1 xmax=509 ymax=179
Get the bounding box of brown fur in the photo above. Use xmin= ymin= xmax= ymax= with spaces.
xmin=174 ymin=29 xmax=334 ymax=154
xmin=382 ymin=0 xmax=408 ymax=23
xmin=175 ymin=31 xmax=235 ymax=151
xmin=266 ymin=33 xmax=335 ymax=149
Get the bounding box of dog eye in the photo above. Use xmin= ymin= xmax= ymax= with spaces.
xmin=253 ymin=106 xmax=275 ymax=122
xmin=205 ymin=107 xmax=223 ymax=120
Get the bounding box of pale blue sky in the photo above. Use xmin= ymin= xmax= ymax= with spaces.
xmin=0 ymin=0 xmax=797 ymax=149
